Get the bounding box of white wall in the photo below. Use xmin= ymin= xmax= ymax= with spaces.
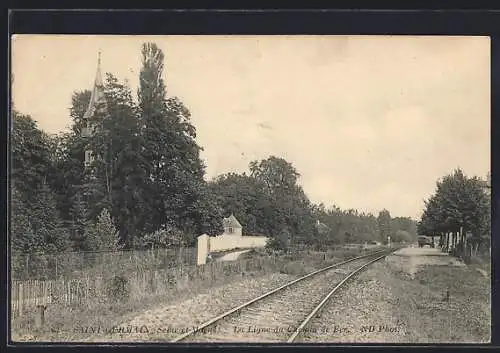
xmin=196 ymin=233 xmax=268 ymax=265
xmin=197 ymin=234 xmax=210 ymax=265
xmin=223 ymin=227 xmax=242 ymax=237
xmin=210 ymin=234 xmax=268 ymax=252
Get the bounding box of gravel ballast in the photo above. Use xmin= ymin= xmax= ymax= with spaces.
xmin=297 ymin=253 xmax=490 ymax=343
xmin=80 ymin=272 xmax=297 ymax=342
xmin=13 ymin=247 xmax=488 ymax=344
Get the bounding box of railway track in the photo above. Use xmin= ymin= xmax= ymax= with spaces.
xmin=171 ymin=248 xmax=396 ymax=343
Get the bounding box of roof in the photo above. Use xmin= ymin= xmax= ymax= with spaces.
xmin=315 ymin=220 xmax=330 ymax=234
xmin=83 ymin=52 xmax=107 ymax=121
xmin=223 ymin=214 xmax=242 ymax=229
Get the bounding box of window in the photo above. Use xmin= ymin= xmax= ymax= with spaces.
xmin=84 ymin=150 xmax=94 ymax=167
xmin=228 ymin=227 xmax=233 ymax=234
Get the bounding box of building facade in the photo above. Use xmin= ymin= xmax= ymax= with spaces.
xmin=222 ymin=214 xmax=243 ymax=236
xmin=81 ymin=51 xmax=107 ymax=169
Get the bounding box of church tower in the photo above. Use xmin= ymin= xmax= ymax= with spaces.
xmin=82 ymin=51 xmax=107 ymax=168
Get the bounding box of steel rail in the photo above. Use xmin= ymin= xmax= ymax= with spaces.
xmin=286 ymin=252 xmax=392 ymax=342
xmin=170 ymin=248 xmax=390 ymax=343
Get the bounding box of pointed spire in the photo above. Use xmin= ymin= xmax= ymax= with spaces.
xmin=95 ymin=49 xmax=103 ymax=87
xmin=83 ymin=50 xmax=107 ymax=121
xmin=82 ymin=51 xmax=107 ymax=169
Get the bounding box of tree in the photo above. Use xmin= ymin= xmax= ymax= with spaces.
xmin=418 ymin=194 xmax=444 ymax=236
xmin=11 ymin=111 xmax=54 ymax=202
xmin=185 ymin=183 xmax=224 ymax=238
xmin=249 ymin=156 xmax=300 ymax=194
xmin=49 ymin=91 xmax=95 ymax=222
xmin=419 ymin=168 xmax=491 ymax=255
xmin=140 ymin=224 xmax=190 ymax=250
xmin=10 ymin=186 xmax=38 ymax=253
xmin=391 ymin=217 xmax=418 ymax=241
xmin=28 ymin=183 xmax=72 ymax=253
xmin=68 ymin=191 xmax=89 ymax=251
xmin=393 ymin=230 xmax=413 ymax=243
xmin=48 ymin=132 xmax=84 ymax=220
xmin=266 ymin=227 xmax=291 ymax=252
xmin=69 ymin=90 xmax=92 ymax=134
xmin=99 ymin=73 xmax=146 ymax=246
xmin=209 ymin=172 xmax=274 ymax=236
xmin=74 ymin=72 xmax=148 ymax=247
xmin=137 ymin=42 xmax=211 ymax=237
xmin=377 ymin=209 xmax=392 ymax=243
xmin=249 ymin=156 xmax=315 ymax=242
xmin=85 ymin=208 xmax=121 ymax=251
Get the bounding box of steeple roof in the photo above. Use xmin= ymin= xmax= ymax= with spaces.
xmin=223 ymin=214 xmax=242 ymax=229
xmin=83 ymin=51 xmax=107 ymax=121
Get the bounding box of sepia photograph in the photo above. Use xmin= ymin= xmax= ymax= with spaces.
xmin=9 ymin=35 xmax=491 ymax=344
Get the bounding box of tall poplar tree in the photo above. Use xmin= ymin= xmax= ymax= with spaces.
xmin=137 ymin=42 xmax=221 ymax=238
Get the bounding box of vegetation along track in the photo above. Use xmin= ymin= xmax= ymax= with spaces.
xmin=171 ymin=248 xmax=397 ymax=343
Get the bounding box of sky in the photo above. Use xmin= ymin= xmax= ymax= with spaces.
xmin=11 ymin=35 xmax=490 ymax=219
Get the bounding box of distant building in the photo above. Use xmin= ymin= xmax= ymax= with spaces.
xmin=81 ymin=51 xmax=108 ymax=169
xmin=222 ymin=214 xmax=243 ymax=236
xmin=315 ymin=219 xmax=330 ymax=235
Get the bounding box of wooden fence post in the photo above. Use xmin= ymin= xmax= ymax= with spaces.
xmin=18 ymin=282 xmax=23 ymax=314
xmin=35 ymin=305 xmax=47 ymax=330
xmin=25 ymin=254 xmax=29 ymax=278
xmin=13 ymin=282 xmax=19 ymax=316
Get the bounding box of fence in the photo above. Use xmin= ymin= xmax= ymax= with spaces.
xmin=11 ymin=247 xmax=197 ymax=281
xmin=11 ymin=256 xmax=276 ymax=318
xmin=10 ymin=243 xmax=386 ymax=318
xmin=438 ymin=233 xmax=490 ymax=258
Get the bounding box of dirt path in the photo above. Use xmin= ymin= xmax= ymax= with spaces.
xmin=386 ymin=246 xmax=465 ymax=278
xmin=216 ymin=250 xmax=251 ymax=262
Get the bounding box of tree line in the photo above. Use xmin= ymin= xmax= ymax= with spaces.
xmin=417 ymin=168 xmax=490 ymax=256
xmin=11 ymin=42 xmax=419 ymax=256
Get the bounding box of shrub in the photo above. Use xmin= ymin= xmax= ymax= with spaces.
xmin=141 ymin=225 xmax=186 ymax=250
xmin=279 ymin=261 xmax=306 ymax=275
xmin=105 ymin=275 xmax=130 ymax=301
xmin=266 ymin=228 xmax=292 ymax=252
xmin=85 ymin=209 xmax=121 ymax=251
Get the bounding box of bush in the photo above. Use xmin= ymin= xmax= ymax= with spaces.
xmin=105 ymin=275 xmax=130 ymax=301
xmin=266 ymin=228 xmax=291 ymax=252
xmin=141 ymin=225 xmax=186 ymax=249
xmin=279 ymin=261 xmax=306 ymax=275
xmin=85 ymin=209 xmax=121 ymax=251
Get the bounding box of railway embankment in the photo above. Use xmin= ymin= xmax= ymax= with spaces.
xmin=13 ymin=246 xmax=489 ymax=343
xmin=11 ymin=246 xmax=375 ymax=342
xmin=297 ymin=246 xmax=490 ymax=343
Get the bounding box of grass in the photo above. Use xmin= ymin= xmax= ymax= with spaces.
xmin=11 ymin=245 xmax=375 ymax=342
xmin=386 ymin=261 xmax=491 ymax=343
xmin=11 ymin=264 xmax=276 ymax=342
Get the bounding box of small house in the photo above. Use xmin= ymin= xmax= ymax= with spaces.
xmin=222 ymin=214 xmax=243 ymax=236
